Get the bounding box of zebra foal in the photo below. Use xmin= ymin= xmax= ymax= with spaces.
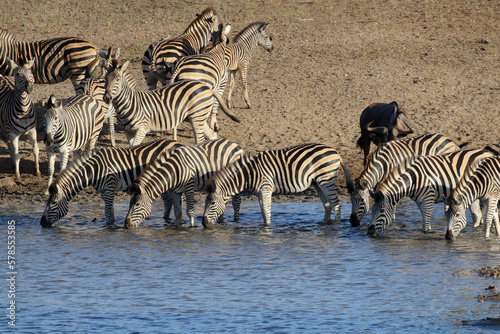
xmin=203 ymin=143 xmax=354 ymax=228
xmin=142 ymin=7 xmax=220 ymax=90
xmin=42 ymin=94 xmax=105 ymax=193
xmin=444 ymin=155 xmax=500 ymax=239
xmin=125 ymin=138 xmax=243 ymax=229
xmin=350 ymin=133 xmax=460 ymax=227
xmin=0 ymin=58 xmax=40 ymax=180
xmin=40 ymin=139 xmax=183 ymax=227
xmin=0 ymin=28 xmax=100 ymax=89
xmin=104 ymin=60 xmax=239 ymax=146
xmin=368 ymin=149 xmax=495 ymax=236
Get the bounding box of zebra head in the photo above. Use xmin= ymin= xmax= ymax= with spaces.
xmin=104 ymin=59 xmax=129 ymax=105
xmin=202 ymin=180 xmax=229 ymax=228
xmin=368 ymin=190 xmax=396 ymax=236
xmin=12 ymin=58 xmax=35 ymax=94
xmin=40 ymin=183 xmax=69 ymax=227
xmin=125 ymin=183 xmax=153 ymax=229
xmin=349 ymin=178 xmax=371 ymax=227
xmin=443 ymin=195 xmax=467 ymax=240
xmin=43 ymin=95 xmax=62 ymax=147
xmin=257 ymin=23 xmax=273 ymax=52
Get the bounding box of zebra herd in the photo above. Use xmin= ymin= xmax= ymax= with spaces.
xmin=1 ymin=7 xmax=499 ymax=240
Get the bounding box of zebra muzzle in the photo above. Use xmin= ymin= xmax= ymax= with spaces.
xmin=44 ymin=133 xmax=53 ymax=146
xmin=202 ymin=216 xmax=214 ymax=229
xmin=40 ymin=215 xmax=52 ymax=228
xmin=445 ymin=229 xmax=456 ymax=241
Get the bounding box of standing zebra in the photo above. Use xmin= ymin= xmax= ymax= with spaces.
xmin=170 ymin=22 xmax=232 ymax=135
xmin=202 ymin=143 xmax=354 ymax=228
xmin=125 ymin=138 xmax=243 ymax=228
xmin=0 ymin=58 xmax=40 ymax=180
xmin=141 ymin=7 xmax=220 ymax=90
xmin=104 ymin=60 xmax=239 ymax=146
xmin=0 ymin=28 xmax=100 ymax=89
xmin=225 ymin=22 xmax=273 ymax=109
xmin=43 ymin=94 xmax=105 ymax=193
xmin=350 ymin=133 xmax=460 ymax=227
xmin=368 ymin=149 xmax=495 ymax=236
xmin=40 ymin=139 xmax=183 ymax=227
xmin=444 ymin=155 xmax=500 ymax=240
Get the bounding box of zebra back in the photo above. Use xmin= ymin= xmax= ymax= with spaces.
xmin=141 ymin=7 xmax=220 ymax=90
xmin=349 ymin=133 xmax=460 ymax=227
xmin=0 ymin=29 xmax=100 ymax=89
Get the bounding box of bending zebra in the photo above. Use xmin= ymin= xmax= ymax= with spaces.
xmin=104 ymin=60 xmax=239 ymax=146
xmin=170 ymin=22 xmax=232 ymax=134
xmin=350 ymin=133 xmax=460 ymax=227
xmin=0 ymin=28 xmax=100 ymax=89
xmin=0 ymin=58 xmax=40 ymax=180
xmin=203 ymin=143 xmax=354 ymax=228
xmin=225 ymin=22 xmax=273 ymax=109
xmin=42 ymin=94 xmax=105 ymax=193
xmin=41 ymin=139 xmax=183 ymax=227
xmin=126 ymin=138 xmax=243 ymax=228
xmin=368 ymin=149 xmax=495 ymax=236
xmin=444 ymin=155 xmax=500 ymax=239
xmin=142 ymin=7 xmax=220 ymax=90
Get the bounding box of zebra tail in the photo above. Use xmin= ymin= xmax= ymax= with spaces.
xmin=340 ymin=157 xmax=355 ymax=193
xmin=211 ymin=90 xmax=240 ymax=123
xmin=85 ymin=50 xmax=101 ymax=78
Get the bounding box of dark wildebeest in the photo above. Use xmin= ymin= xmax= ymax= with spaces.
xmin=357 ymin=101 xmax=413 ymax=166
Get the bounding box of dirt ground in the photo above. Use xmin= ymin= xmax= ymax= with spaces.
xmin=1 ymin=0 xmax=499 ymax=208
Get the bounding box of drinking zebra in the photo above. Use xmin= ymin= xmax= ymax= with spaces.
xmin=40 ymin=139 xmax=183 ymax=227
xmin=104 ymin=60 xmax=239 ymax=146
xmin=125 ymin=138 xmax=243 ymax=228
xmin=202 ymin=143 xmax=354 ymax=228
xmin=225 ymin=22 xmax=273 ymax=109
xmin=444 ymin=155 xmax=500 ymax=240
xmin=170 ymin=22 xmax=232 ymax=135
xmin=350 ymin=133 xmax=460 ymax=227
xmin=368 ymin=149 xmax=495 ymax=236
xmin=0 ymin=58 xmax=40 ymax=180
xmin=0 ymin=28 xmax=100 ymax=89
xmin=141 ymin=7 xmax=220 ymax=90
xmin=42 ymin=94 xmax=105 ymax=193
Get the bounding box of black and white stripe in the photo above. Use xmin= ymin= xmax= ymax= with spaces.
xmin=202 ymin=143 xmax=353 ymax=227
xmin=444 ymin=154 xmax=500 ymax=239
xmin=225 ymin=22 xmax=273 ymax=109
xmin=350 ymin=133 xmax=460 ymax=227
xmin=141 ymin=7 xmax=220 ymax=90
xmin=368 ymin=149 xmax=495 ymax=236
xmin=125 ymin=138 xmax=243 ymax=228
xmin=40 ymin=139 xmax=183 ymax=227
xmin=0 ymin=58 xmax=39 ymax=180
xmin=42 ymin=94 xmax=105 ymax=193
xmin=0 ymin=28 xmax=100 ymax=89
xmin=104 ymin=60 xmax=239 ymax=146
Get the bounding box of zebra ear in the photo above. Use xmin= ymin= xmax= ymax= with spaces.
xmin=359 ymin=179 xmax=369 ymax=190
xmin=120 ymin=61 xmax=129 ymax=73
xmin=48 ymin=183 xmax=59 ymax=195
xmin=26 ymin=58 xmax=35 ymax=69
xmin=127 ymin=183 xmax=142 ymax=196
xmin=114 ymin=48 xmax=121 ymax=60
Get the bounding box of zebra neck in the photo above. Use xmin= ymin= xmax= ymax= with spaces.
xmin=57 ymin=159 xmax=98 ymax=200
xmin=13 ymin=90 xmax=33 ymax=118
xmin=112 ymin=82 xmax=136 ymax=117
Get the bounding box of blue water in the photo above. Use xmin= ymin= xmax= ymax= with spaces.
xmin=2 ymin=199 xmax=499 ymax=333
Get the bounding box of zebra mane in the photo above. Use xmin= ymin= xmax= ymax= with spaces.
xmin=233 ymin=21 xmax=267 ymax=43
xmin=448 ymin=154 xmax=489 ymax=205
xmin=212 ymin=152 xmax=256 ymax=183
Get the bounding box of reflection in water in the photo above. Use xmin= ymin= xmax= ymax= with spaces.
xmin=2 ymin=199 xmax=499 ymax=333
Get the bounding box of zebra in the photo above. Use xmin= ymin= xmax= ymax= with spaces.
xmin=141 ymin=7 xmax=220 ymax=90
xmin=40 ymin=139 xmax=183 ymax=227
xmin=225 ymin=21 xmax=273 ymax=109
xmin=202 ymin=143 xmax=354 ymax=228
xmin=0 ymin=28 xmax=100 ymax=89
xmin=42 ymin=94 xmax=105 ymax=193
xmin=444 ymin=155 xmax=500 ymax=240
xmin=0 ymin=58 xmax=40 ymax=180
xmin=368 ymin=148 xmax=495 ymax=236
xmin=350 ymin=133 xmax=461 ymax=227
xmin=104 ymin=60 xmax=240 ymax=146
xmin=170 ymin=22 xmax=232 ymax=135
xmin=125 ymin=138 xmax=243 ymax=229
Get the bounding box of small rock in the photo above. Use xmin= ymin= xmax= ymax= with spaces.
xmin=0 ymin=177 xmax=16 ymax=188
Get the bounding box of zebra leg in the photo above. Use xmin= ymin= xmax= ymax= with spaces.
xmin=125 ymin=131 xmax=135 ymax=146
xmin=257 ymin=186 xmax=273 ymax=225
xmin=45 ymin=150 xmax=57 ymax=194
xmin=108 ymin=114 xmax=116 ymax=147
xmin=7 ymin=133 xmax=21 ymax=180
xmin=161 ymin=191 xmax=174 ymax=223
xmin=170 ymin=192 xmax=183 ymax=225
xmin=190 ymin=118 xmax=208 ymax=144
xmin=493 ymin=199 xmax=500 ymax=237
xmin=202 ymin=122 xmax=217 ymax=140
xmin=131 ymin=127 xmax=148 ymax=146
xmin=313 ymin=182 xmax=341 ymax=223
xmin=484 ymin=198 xmax=499 ymax=238
xmin=184 ymin=183 xmax=196 ymax=227
xmin=470 ymin=199 xmax=484 ymax=228
xmin=232 ymin=194 xmax=241 ymax=223
xmin=26 ymin=127 xmax=40 ymax=177
xmin=100 ymin=189 xmax=116 ymax=225
xmin=417 ymin=198 xmax=434 ymax=232
xmin=226 ymin=71 xmax=237 ymax=108
xmin=239 ymin=64 xmax=251 ymax=109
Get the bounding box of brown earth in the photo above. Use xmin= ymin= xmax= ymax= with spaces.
xmin=1 ymin=0 xmax=499 ymax=208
